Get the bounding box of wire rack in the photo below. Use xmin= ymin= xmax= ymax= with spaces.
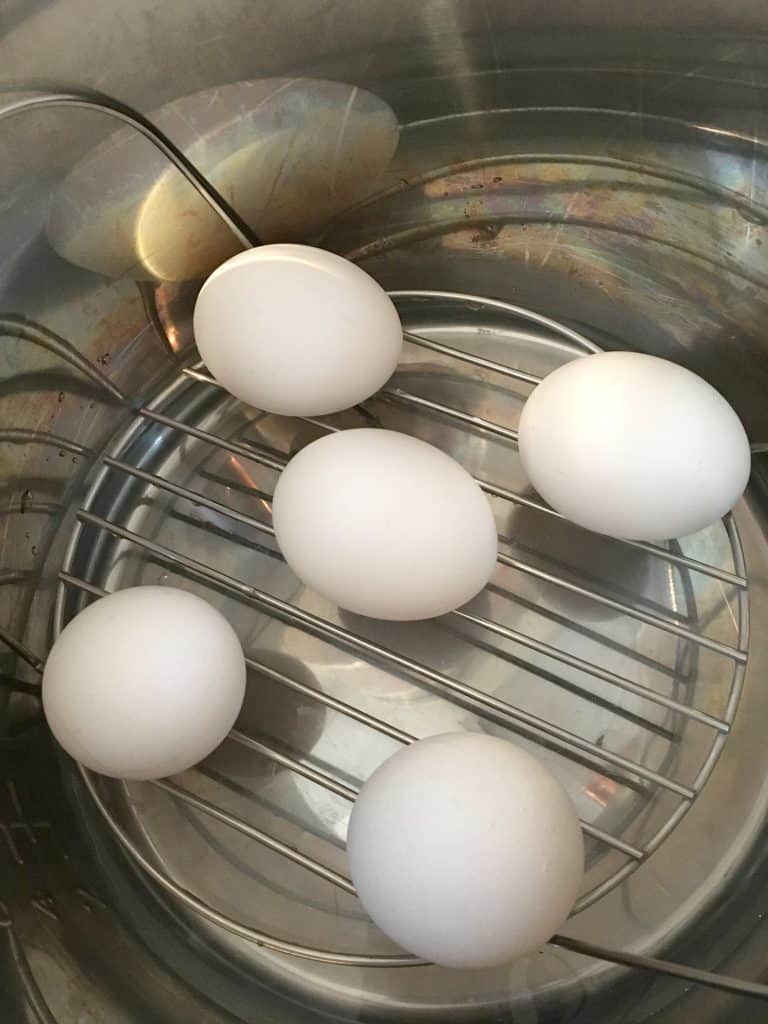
xmin=0 ymin=90 xmax=765 ymax=1003
xmin=48 ymin=285 xmax=747 ymax=968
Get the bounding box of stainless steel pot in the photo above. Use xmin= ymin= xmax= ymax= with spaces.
xmin=2 ymin=3 xmax=768 ymax=1021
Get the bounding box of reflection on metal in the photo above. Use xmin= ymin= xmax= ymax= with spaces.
xmin=3 ymin=917 xmax=57 ymax=1024
xmin=327 ymin=152 xmax=768 ymax=230
xmin=1 ymin=892 xmax=54 ymax=1024
xmin=2 ymin=47 xmax=768 ymax=1019
xmin=403 ymin=104 xmax=768 ymax=159
xmin=0 ymin=315 xmax=127 ymax=403
xmin=0 ymin=675 xmax=39 ymax=696
xmin=0 ymin=90 xmax=258 ymax=252
xmin=46 ymin=80 xmax=398 ymax=281
xmin=0 ymin=625 xmax=44 ymax=673
xmin=0 ymin=430 xmax=88 ymax=456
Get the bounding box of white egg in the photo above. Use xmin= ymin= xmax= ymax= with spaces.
xmin=518 ymin=351 xmax=751 ymax=541
xmin=42 ymin=587 xmax=246 ymax=780
xmin=193 ymin=244 xmax=403 ymax=416
xmin=347 ymin=733 xmax=584 ymax=969
xmin=272 ymin=429 xmax=498 ymax=620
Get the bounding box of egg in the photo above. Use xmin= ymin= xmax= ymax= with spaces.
xmin=271 ymin=429 xmax=499 ymax=620
xmin=42 ymin=587 xmax=247 ymax=780
xmin=193 ymin=244 xmax=403 ymax=416
xmin=518 ymin=351 xmax=751 ymax=541
xmin=347 ymin=733 xmax=584 ymax=968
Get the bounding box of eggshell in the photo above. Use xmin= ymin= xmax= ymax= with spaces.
xmin=518 ymin=351 xmax=751 ymax=541
xmin=42 ymin=587 xmax=246 ymax=780
xmin=271 ymin=429 xmax=498 ymax=620
xmin=194 ymin=245 xmax=402 ymax=416
xmin=347 ymin=733 xmax=584 ymax=968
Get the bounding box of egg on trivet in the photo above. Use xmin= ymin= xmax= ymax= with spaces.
xmin=518 ymin=351 xmax=751 ymax=541
xmin=346 ymin=733 xmax=584 ymax=969
xmin=42 ymin=587 xmax=246 ymax=780
xmin=193 ymin=244 xmax=403 ymax=416
xmin=271 ymin=429 xmax=499 ymax=620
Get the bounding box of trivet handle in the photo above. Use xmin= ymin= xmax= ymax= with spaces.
xmin=0 ymin=90 xmax=260 ymax=250
xmin=551 ymin=934 xmax=768 ymax=1001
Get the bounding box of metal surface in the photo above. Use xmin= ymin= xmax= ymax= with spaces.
xmin=0 ymin=91 xmax=260 ymax=252
xmin=3 ymin=5 xmax=768 ymax=1023
xmin=42 ymin=286 xmax=761 ymax=1017
xmin=40 ymin=285 xmax=764 ymax=1004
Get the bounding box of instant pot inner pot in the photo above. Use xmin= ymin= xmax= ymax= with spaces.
xmin=3 ymin=29 xmax=768 ymax=1024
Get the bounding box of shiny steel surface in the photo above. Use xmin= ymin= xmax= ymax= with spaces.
xmin=3 ymin=4 xmax=768 ymax=1022
xmin=39 ymin=289 xmax=768 ymax=1016
xmin=43 ymin=288 xmax=759 ymax=1002
xmin=0 ymin=91 xmax=260 ymax=252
